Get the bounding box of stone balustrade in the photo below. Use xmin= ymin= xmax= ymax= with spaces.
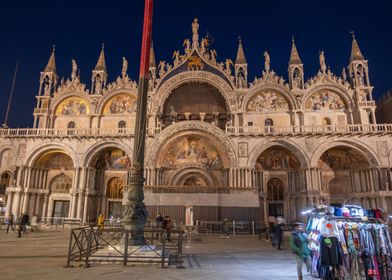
xmin=1 ymin=123 xmax=392 ymax=138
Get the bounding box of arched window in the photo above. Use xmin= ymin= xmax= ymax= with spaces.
xmin=118 ymin=121 xmax=126 ymax=129
xmin=67 ymin=122 xmax=76 ymax=135
xmin=265 ymin=118 xmax=273 ymax=126
xmin=51 ymin=174 xmax=72 ymax=193
xmin=0 ymin=173 xmax=11 ymax=193
xmin=118 ymin=120 xmax=126 ymax=133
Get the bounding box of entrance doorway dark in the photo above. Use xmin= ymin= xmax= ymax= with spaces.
xmin=108 ymin=201 xmax=122 ymax=218
xmin=267 ymin=178 xmax=285 ymax=217
xmin=52 ymin=200 xmax=70 ymax=223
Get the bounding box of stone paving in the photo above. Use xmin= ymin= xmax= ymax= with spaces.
xmin=0 ymin=229 xmax=313 ymax=280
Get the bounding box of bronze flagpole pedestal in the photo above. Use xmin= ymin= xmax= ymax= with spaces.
xmin=122 ymin=0 xmax=154 ymax=246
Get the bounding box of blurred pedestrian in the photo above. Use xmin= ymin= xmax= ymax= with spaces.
xmin=290 ymin=222 xmax=311 ymax=280
xmin=222 ymin=218 xmax=229 ymax=238
xmin=97 ymin=213 xmax=105 ymax=231
xmin=6 ymin=214 xmax=14 ymax=233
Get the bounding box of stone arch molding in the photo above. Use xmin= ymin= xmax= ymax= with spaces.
xmin=247 ymin=139 xmax=310 ymax=169
xmin=152 ymin=71 xmax=238 ymax=114
xmin=24 ymin=142 xmax=78 ymax=167
xmin=145 ymin=121 xmax=237 ymax=167
xmin=169 ymin=164 xmax=218 ymax=186
xmin=310 ymin=139 xmax=381 ymax=168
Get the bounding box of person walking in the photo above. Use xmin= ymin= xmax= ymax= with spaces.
xmin=156 ymin=213 xmax=164 ymax=240
xmin=275 ymin=217 xmax=284 ymax=250
xmin=290 ymin=222 xmax=311 ymax=280
xmin=16 ymin=216 xmax=22 ymax=238
xmin=6 ymin=214 xmax=14 ymax=233
xmin=21 ymin=213 xmax=29 ymax=233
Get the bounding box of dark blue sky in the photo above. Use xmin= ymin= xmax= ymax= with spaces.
xmin=0 ymin=0 xmax=391 ymax=128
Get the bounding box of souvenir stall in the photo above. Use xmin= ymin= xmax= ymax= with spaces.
xmin=304 ymin=205 xmax=392 ymax=280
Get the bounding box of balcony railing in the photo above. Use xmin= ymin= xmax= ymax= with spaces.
xmin=1 ymin=124 xmax=392 ymax=138
xmin=225 ymin=124 xmax=392 ymax=136
xmin=358 ymin=101 xmax=376 ymax=107
xmin=145 ymin=185 xmax=257 ymax=193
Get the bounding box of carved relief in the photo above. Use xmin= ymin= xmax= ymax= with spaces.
xmin=376 ymin=141 xmax=389 ymax=158
xmin=247 ymin=91 xmax=289 ymax=112
xmin=238 ymin=142 xmax=248 ymax=158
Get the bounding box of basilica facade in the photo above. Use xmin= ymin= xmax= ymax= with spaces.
xmin=1 ymin=19 xmax=391 ymax=225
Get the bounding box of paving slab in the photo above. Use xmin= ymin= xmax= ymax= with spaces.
xmin=0 ymin=229 xmax=313 ymax=280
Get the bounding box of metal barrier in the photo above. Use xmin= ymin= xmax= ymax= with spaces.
xmin=65 ymin=225 xmax=184 ymax=269
xmin=196 ymin=220 xmax=259 ymax=235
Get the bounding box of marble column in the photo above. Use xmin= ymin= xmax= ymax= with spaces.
xmin=5 ymin=192 xmax=13 ymax=217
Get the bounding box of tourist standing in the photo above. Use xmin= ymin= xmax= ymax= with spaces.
xmin=222 ymin=218 xmax=229 ymax=238
xmin=97 ymin=213 xmax=105 ymax=230
xmin=290 ymin=222 xmax=311 ymax=280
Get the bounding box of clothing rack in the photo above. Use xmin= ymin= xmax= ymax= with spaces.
xmin=305 ymin=207 xmax=392 ymax=280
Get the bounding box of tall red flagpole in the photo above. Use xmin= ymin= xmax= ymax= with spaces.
xmin=123 ymin=0 xmax=154 ymax=245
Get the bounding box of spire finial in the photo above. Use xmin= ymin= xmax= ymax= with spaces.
xmin=235 ymin=36 xmax=247 ymax=65
xmin=44 ymin=45 xmax=57 ymax=73
xmin=350 ymin=31 xmax=365 ymax=62
xmin=94 ymin=44 xmax=107 ymax=71
xmin=289 ymin=37 xmax=302 ymax=65
xmin=101 ymin=42 xmax=104 ymax=50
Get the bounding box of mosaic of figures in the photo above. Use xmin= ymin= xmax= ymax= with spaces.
xmin=318 ymin=148 xmax=369 ymax=170
xmin=162 ymin=136 xmax=223 ymax=169
xmin=55 ymin=97 xmax=89 ymax=116
xmin=35 ymin=152 xmax=74 ymax=170
xmin=305 ymin=91 xmax=346 ymax=112
xmin=255 ymin=147 xmax=300 ymax=170
xmin=103 ymin=93 xmax=137 ymax=115
xmin=247 ymin=91 xmax=289 ymax=112
xmin=96 ymin=148 xmax=131 ymax=170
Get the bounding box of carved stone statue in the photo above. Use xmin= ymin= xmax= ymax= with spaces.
xmin=264 ymin=51 xmax=270 ymax=73
xmin=71 ymin=59 xmax=78 ymax=79
xmin=122 ymin=57 xmax=128 ymax=78
xmin=183 ymin=39 xmax=191 ymax=55
xmin=170 ymin=105 xmax=177 ymax=122
xmin=158 ymin=61 xmax=166 ymax=78
xmin=173 ymin=51 xmax=180 ymax=66
xmin=319 ymin=51 xmax=326 ymax=73
xmin=192 ymin=18 xmax=199 ymax=44
xmin=210 ymin=49 xmax=217 ymax=62
xmin=225 ymin=59 xmax=233 ymax=75
xmin=342 ymin=68 xmax=347 ymax=81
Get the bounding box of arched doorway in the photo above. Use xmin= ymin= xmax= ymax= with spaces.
xmin=90 ymin=147 xmax=130 ymax=220
xmin=50 ymin=174 xmax=72 ymax=221
xmin=162 ymin=83 xmax=229 ymax=129
xmin=255 ymin=146 xmax=301 ymax=221
xmin=267 ymin=178 xmax=284 ymax=217
xmin=0 ymin=172 xmax=11 ymax=209
xmin=32 ymin=150 xmax=74 ymax=219
xmin=318 ymin=146 xmax=370 ymax=206
xmin=107 ymin=177 xmax=124 ymax=218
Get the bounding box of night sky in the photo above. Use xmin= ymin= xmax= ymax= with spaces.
xmin=0 ymin=0 xmax=391 ymax=128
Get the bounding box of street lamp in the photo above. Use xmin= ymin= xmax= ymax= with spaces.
xmin=122 ymin=0 xmax=154 ymax=245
